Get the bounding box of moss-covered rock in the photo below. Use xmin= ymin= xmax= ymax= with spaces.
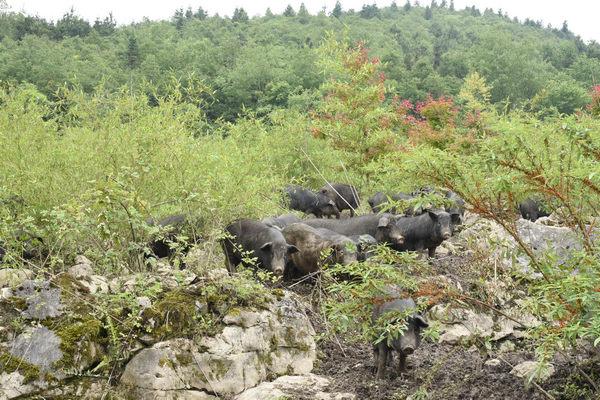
xmin=119 ymin=292 xmax=316 ymax=397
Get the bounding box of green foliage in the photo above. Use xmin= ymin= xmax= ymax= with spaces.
xmin=457 ymin=71 xmax=492 ymax=113
xmin=0 ymin=9 xmax=598 ymax=396
xmin=312 ymin=37 xmax=404 ymax=175
xmin=393 ymin=113 xmax=600 ymax=362
xmin=0 ymin=4 xmax=598 ymax=121
xmin=530 ymin=77 xmax=590 ymax=116
xmin=0 ymin=82 xmax=354 ymax=271
xmin=322 ymin=247 xmax=431 ymax=343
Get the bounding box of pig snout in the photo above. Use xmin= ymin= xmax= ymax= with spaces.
xmin=271 ymin=262 xmax=285 ymax=276
xmin=392 ymin=233 xmax=405 ymax=245
xmin=270 ymin=254 xmax=286 ymax=276
xmin=441 ymin=230 xmax=451 ymax=240
xmin=398 ymin=330 xmax=419 ymax=354
xmin=272 ymin=267 xmax=284 ymax=276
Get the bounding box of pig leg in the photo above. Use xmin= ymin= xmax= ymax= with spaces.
xmin=349 ymin=208 xmax=355 ymax=217
xmin=428 ymin=246 xmax=436 ymax=258
xmin=398 ymin=351 xmax=408 ymax=373
xmin=375 ymin=342 xmax=388 ymax=379
xmin=372 ymin=346 xmax=379 ymax=373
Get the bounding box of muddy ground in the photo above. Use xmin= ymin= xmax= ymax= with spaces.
xmin=290 ymin=253 xmax=600 ymax=400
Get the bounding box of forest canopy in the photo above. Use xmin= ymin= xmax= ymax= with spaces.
xmin=0 ymin=2 xmax=599 ymax=122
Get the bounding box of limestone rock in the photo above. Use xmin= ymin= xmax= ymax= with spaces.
xmin=129 ymin=389 xmax=217 ymax=400
xmin=510 ymin=361 xmax=555 ymax=382
xmin=0 ymin=371 xmax=47 ymax=400
xmin=457 ymin=215 xmax=582 ymax=277
xmin=14 ymin=280 xmax=63 ymax=320
xmin=68 ymin=256 xmax=94 ymax=279
xmin=120 ymin=292 xmax=316 ymax=397
xmin=516 ymin=219 xmax=581 ymax=272
xmin=484 ymin=359 xmax=501 ymax=367
xmin=439 ymin=325 xmax=472 ymax=344
xmin=235 ymin=374 xmax=356 ymax=400
xmin=0 ymin=269 xmax=34 ymax=288
xmin=8 ymin=326 xmax=63 ymax=371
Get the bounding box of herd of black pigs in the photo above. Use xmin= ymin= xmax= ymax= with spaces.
xmin=0 ymin=184 xmax=548 ymax=379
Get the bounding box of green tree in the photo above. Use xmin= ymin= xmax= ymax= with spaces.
xmin=403 ymin=1 xmax=412 ymax=11
xmin=173 ymin=8 xmax=185 ymax=31
xmin=93 ymin=13 xmax=116 ymax=36
xmin=283 ymin=5 xmax=296 ymax=17
xmin=13 ymin=15 xmax=54 ymax=40
xmin=264 ymin=8 xmax=274 ymax=18
xmin=458 ymin=71 xmax=492 ymax=113
xmin=359 ymin=4 xmax=380 ymax=19
xmin=331 ymin=1 xmax=343 ymax=18
xmin=125 ymin=35 xmax=141 ymax=69
xmin=312 ymin=37 xmax=402 ymax=173
xmin=54 ymin=8 xmax=91 ymax=39
xmin=194 ymin=7 xmax=207 ymax=19
xmin=232 ymin=8 xmax=249 ymax=23
xmin=449 ymin=0 xmax=454 ymax=11
xmin=298 ymin=3 xmax=310 ymax=23
xmin=531 ymin=78 xmax=590 ymax=115
xmin=424 ymin=5 xmax=433 ymax=19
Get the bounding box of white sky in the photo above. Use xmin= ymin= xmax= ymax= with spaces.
xmin=5 ymin=0 xmax=600 ymax=42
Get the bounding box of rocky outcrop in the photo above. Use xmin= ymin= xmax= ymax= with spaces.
xmin=235 ymin=374 xmax=356 ymax=400
xmin=8 ymin=326 xmax=63 ymax=371
xmin=1 ymin=253 xmax=317 ymax=400
xmin=120 ymin=292 xmax=316 ymax=398
xmin=429 ymin=304 xmax=540 ymax=345
xmin=456 ymin=216 xmax=584 ymax=277
xmin=510 ymin=361 xmax=555 ymax=382
xmin=0 ymin=269 xmax=34 ymax=289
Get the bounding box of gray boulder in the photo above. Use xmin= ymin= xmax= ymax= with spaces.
xmin=14 ymin=280 xmax=63 ymax=320
xmin=457 ymin=216 xmax=584 ymax=277
xmin=8 ymin=326 xmax=62 ymax=371
xmin=0 ymin=269 xmax=34 ymax=288
xmin=120 ymin=292 xmax=316 ymax=398
xmin=235 ymin=374 xmax=356 ymax=400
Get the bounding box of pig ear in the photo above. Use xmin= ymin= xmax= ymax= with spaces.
xmin=260 ymin=242 xmax=273 ymax=252
xmin=287 ymin=245 xmax=299 ymax=254
xmin=377 ymin=215 xmax=390 ymax=228
xmin=450 ymin=213 xmax=461 ymax=224
xmin=414 ymin=315 xmax=429 ymax=328
xmin=427 ymin=210 xmax=439 ymax=220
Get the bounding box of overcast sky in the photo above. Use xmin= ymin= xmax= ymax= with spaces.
xmin=5 ymin=0 xmax=599 ymax=42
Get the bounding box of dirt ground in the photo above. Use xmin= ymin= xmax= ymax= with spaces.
xmin=289 ymin=252 xmax=600 ymax=400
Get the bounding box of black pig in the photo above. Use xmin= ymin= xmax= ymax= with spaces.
xmin=303 ymin=214 xmax=404 ymax=248
xmin=319 ymin=183 xmax=360 ymax=217
xmin=221 ymin=219 xmax=298 ymax=276
xmin=368 ymin=192 xmax=414 ymax=214
xmin=284 ymin=185 xmax=340 ymax=218
xmin=393 ymin=210 xmax=453 ymax=257
xmin=261 ymin=214 xmax=302 ymax=230
xmin=372 ymin=288 xmax=428 ymax=379
xmin=146 ymin=214 xmax=202 ymax=260
xmin=519 ymin=198 xmax=549 ymax=222
xmin=282 ymin=224 xmax=357 ymax=277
